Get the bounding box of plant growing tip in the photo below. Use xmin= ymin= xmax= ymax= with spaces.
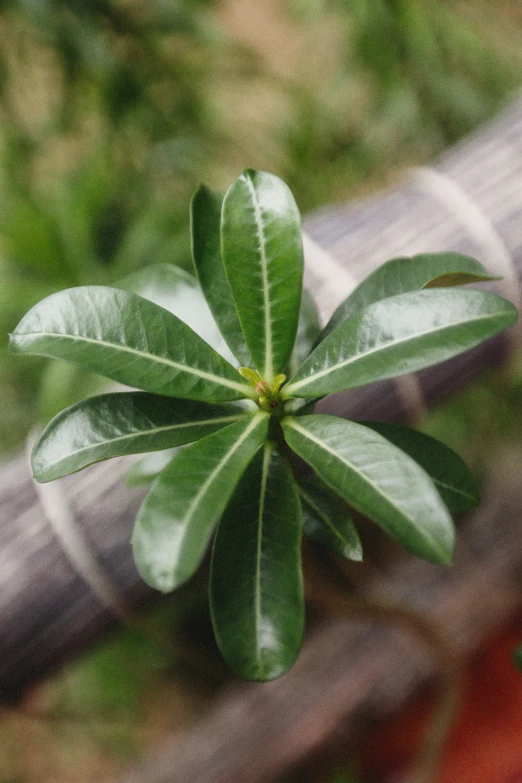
xmin=9 ymin=168 xmax=518 ymax=681
xmin=239 ymin=367 xmax=287 ymax=413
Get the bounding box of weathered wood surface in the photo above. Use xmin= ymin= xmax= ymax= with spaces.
xmin=0 ymin=456 xmax=148 ymax=702
xmin=0 ymin=95 xmax=521 ymax=746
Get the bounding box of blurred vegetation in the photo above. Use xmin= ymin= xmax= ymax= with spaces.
xmin=1 ymin=0 xmax=522 ymax=452
xmin=1 ymin=1 xmax=522 ymax=780
xmin=286 ymin=0 xmax=522 ymax=207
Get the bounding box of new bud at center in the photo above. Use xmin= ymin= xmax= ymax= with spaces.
xmin=256 ymin=381 xmax=272 ymax=396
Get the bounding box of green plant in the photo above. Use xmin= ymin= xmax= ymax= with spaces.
xmin=9 ymin=169 xmax=518 ymax=681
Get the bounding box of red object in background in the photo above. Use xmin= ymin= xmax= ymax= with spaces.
xmin=360 ymin=621 xmax=522 ymax=783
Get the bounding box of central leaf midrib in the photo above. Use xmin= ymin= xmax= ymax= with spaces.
xmin=430 ymin=477 xmax=475 ymax=500
xmin=286 ymin=308 xmax=508 ymax=395
xmin=18 ymin=330 xmax=251 ymax=395
xmin=298 ymin=485 xmax=350 ymax=547
xmin=46 ymin=414 xmax=247 ymax=465
xmin=245 ymin=175 xmax=273 ymax=381
xmin=254 ymin=442 xmax=271 ymax=667
xmin=287 ymin=420 xmax=446 ymax=557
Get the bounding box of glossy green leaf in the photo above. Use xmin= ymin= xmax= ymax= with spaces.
xmin=125 ymin=448 xmax=180 ymax=486
xmin=514 ymin=646 xmax=522 ymax=673
xmin=321 ymin=252 xmax=499 ymax=340
xmin=284 ymin=289 xmax=517 ymax=399
xmin=31 ymin=392 xmax=247 ymax=482
xmin=285 ymin=290 xmax=323 ymax=411
xmin=362 ymin=422 xmax=479 ymax=513
xmin=288 ymin=288 xmax=322 ymax=376
xmin=117 ymin=262 xmax=237 ymax=363
xmin=9 ymin=286 xmax=255 ymax=402
xmin=221 ymin=169 xmax=304 ymax=381
xmin=298 ymin=477 xmax=362 ymax=561
xmin=132 ymin=413 xmax=269 ymax=592
xmin=191 ymin=185 xmax=251 ymax=365
xmin=290 ymin=399 xmax=319 ymax=416
xmin=282 ymin=415 xmax=455 ymax=564
xmin=210 ymin=444 xmax=304 ymax=681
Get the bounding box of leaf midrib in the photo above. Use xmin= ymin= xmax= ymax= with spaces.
xmin=42 ymin=414 xmax=247 ymax=467
xmin=180 ymin=414 xmax=267 ymax=553
xmin=245 ymin=175 xmax=273 ymax=382
xmin=298 ymin=485 xmax=352 ymax=549
xmin=254 ymin=443 xmax=272 ymax=667
xmin=430 ymin=477 xmax=475 ymax=501
xmin=15 ymin=330 xmax=252 ymax=396
xmin=286 ymin=420 xmax=448 ymax=559
xmin=285 ymin=308 xmax=510 ymax=396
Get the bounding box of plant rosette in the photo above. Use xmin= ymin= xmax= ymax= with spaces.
xmin=9 ymin=169 xmax=518 ymax=681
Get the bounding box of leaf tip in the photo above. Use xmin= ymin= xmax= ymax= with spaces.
xmin=241 ymin=167 xmax=257 ymax=180
xmin=351 ymin=546 xmax=364 ymax=563
xmin=30 ymin=450 xmax=55 ymax=484
xmin=508 ymin=302 xmax=520 ymax=324
xmin=191 ymin=182 xmax=216 ymax=213
xmin=494 ymin=294 xmax=520 ymax=325
xmin=7 ymin=332 xmax=21 ymax=353
xmin=235 ymin=653 xmax=297 ymax=683
xmin=192 ymin=181 xmax=206 ymax=197
xmin=135 ymin=559 xmax=178 ymax=594
xmin=132 ymin=534 xmax=180 ymax=594
xmin=468 ymin=487 xmax=481 ymax=510
xmin=30 ymin=464 xmax=50 ymax=484
xmin=436 ymin=541 xmax=455 ymax=567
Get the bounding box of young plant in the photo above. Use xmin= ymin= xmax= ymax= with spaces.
xmin=9 ymin=170 xmax=517 ymax=681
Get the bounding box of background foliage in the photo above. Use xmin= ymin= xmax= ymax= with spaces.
xmin=1 ymin=0 xmax=522 ymax=780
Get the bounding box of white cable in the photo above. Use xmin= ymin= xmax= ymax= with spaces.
xmin=26 ymin=429 xmax=129 ymax=619
xmin=410 ymin=166 xmax=520 ymax=309
xmin=302 ymin=231 xmax=358 ymax=311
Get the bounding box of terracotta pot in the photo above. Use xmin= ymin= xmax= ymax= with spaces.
xmin=360 ymin=620 xmax=522 ymax=783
